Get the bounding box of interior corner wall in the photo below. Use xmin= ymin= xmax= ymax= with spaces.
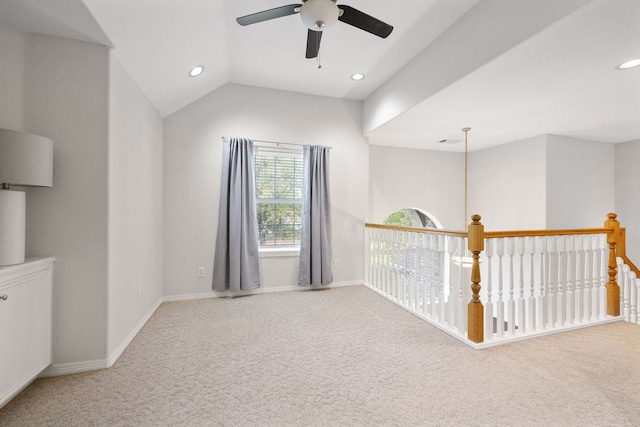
xmin=0 ymin=23 xmax=25 ymax=131
xmin=468 ymin=135 xmax=547 ymax=231
xmin=107 ymin=54 xmax=163 ymax=358
xmin=615 ymin=139 xmax=640 ymax=262
xmin=545 ymin=134 xmax=615 ymax=229
xmin=369 ymin=145 xmax=464 ymax=229
xmin=163 ymin=83 xmax=369 ymax=297
xmin=23 ymin=33 xmax=110 ymax=365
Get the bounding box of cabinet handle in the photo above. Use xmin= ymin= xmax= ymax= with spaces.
xmin=0 ymin=294 xmax=7 ymax=301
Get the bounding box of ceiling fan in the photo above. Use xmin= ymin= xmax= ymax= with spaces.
xmin=236 ymin=0 xmax=393 ymax=59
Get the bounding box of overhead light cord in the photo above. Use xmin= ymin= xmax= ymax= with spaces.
xmin=462 ymin=127 xmax=471 ymax=231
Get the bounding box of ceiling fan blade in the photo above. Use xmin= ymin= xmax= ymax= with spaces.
xmin=306 ymin=29 xmax=322 ymax=59
xmin=236 ymin=4 xmax=302 ymax=26
xmin=338 ymin=5 xmax=393 ymax=38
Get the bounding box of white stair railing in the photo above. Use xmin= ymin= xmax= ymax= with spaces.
xmin=364 ymin=216 xmax=627 ymax=348
xmin=617 ymin=257 xmax=640 ymax=325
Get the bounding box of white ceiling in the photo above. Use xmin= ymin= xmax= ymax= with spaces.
xmin=1 ymin=0 xmax=639 ymax=152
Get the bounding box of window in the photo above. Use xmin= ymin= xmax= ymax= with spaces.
xmin=253 ymin=149 xmax=303 ymax=247
xmin=383 ymin=208 xmax=442 ymax=229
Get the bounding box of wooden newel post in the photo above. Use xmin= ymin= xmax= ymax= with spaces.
xmin=604 ymin=213 xmax=620 ymax=316
xmin=468 ymin=214 xmax=485 ymax=343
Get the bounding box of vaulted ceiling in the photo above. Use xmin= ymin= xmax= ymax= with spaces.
xmin=1 ymin=0 xmax=639 ymax=152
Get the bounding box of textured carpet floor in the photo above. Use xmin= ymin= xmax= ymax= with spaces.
xmin=1 ymin=285 xmax=640 ymax=426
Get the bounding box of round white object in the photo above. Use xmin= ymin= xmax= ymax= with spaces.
xmin=300 ymin=0 xmax=339 ymax=31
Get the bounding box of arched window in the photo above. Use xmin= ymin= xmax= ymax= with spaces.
xmin=383 ymin=208 xmax=443 ymax=229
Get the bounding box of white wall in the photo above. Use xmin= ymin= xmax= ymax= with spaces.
xmin=469 ymin=135 xmax=547 ymax=231
xmin=369 ymin=145 xmax=464 ymax=229
xmin=546 ymin=134 xmax=615 ymax=229
xmin=23 ymin=33 xmax=110 ymax=365
xmin=163 ymin=83 xmax=369 ymax=297
xmin=616 ymin=139 xmax=640 ymax=262
xmin=107 ymin=55 xmax=164 ymax=359
xmin=0 ymin=23 xmax=25 ymax=131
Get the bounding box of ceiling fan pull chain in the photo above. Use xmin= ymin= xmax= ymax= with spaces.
xmin=317 ymin=34 xmax=322 ymax=69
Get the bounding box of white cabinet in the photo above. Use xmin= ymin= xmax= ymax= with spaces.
xmin=0 ymin=257 xmax=54 ymax=408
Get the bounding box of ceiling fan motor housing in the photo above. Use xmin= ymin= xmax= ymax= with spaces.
xmin=300 ymin=0 xmax=340 ymax=31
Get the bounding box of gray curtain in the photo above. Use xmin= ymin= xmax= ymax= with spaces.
xmin=212 ymin=137 xmax=261 ymax=291
xmin=298 ymin=145 xmax=333 ymax=286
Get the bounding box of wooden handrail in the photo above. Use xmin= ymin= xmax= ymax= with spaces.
xmin=485 ymin=228 xmax=609 ymax=238
xmin=621 ymin=255 xmax=640 ymax=277
xmin=364 ymin=222 xmax=467 ymax=237
xmin=365 ymin=222 xmax=610 ymax=239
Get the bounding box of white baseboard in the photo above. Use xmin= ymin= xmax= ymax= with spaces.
xmin=39 ymin=359 xmax=109 ymax=378
xmin=40 ymin=298 xmax=163 ymax=378
xmin=106 ymin=297 xmax=164 ymax=367
xmin=163 ymin=280 xmax=362 ymax=302
xmin=39 ymin=281 xmax=361 ymax=377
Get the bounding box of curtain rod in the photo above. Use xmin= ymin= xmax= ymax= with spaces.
xmin=221 ymin=137 xmax=332 ymax=149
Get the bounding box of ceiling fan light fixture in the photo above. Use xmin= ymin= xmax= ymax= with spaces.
xmin=300 ymin=0 xmax=339 ymax=31
xmin=616 ymin=58 xmax=640 ymax=70
xmin=189 ymin=65 xmax=205 ymax=77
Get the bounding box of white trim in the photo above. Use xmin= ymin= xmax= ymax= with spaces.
xmin=163 ymin=280 xmax=361 ymax=302
xmin=106 ymin=297 xmax=163 ymax=367
xmin=39 ymin=359 xmax=109 ymax=378
xmin=1 ymin=360 xmax=51 ymax=408
xmin=258 ymin=247 xmax=300 ymax=257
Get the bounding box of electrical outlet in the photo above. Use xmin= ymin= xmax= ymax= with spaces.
xmin=334 ymin=259 xmax=340 ymax=269
xmin=198 ymin=267 xmax=205 ymax=278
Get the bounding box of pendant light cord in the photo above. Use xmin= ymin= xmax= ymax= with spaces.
xmin=462 ymin=127 xmax=471 ymax=231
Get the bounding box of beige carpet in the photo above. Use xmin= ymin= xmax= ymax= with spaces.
xmin=1 ymin=285 xmax=640 ymax=426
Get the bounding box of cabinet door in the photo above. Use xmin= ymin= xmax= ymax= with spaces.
xmin=0 ymin=270 xmax=52 ymax=403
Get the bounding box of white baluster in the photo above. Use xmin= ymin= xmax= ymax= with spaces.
xmin=448 ymin=236 xmax=458 ymax=329
xmin=566 ymin=236 xmax=576 ymax=324
xmin=429 ymin=234 xmax=437 ymax=319
xmin=527 ymin=236 xmax=537 ymax=331
xmin=632 ymin=272 xmax=639 ymax=324
xmin=537 ymin=236 xmax=547 ymax=329
xmin=583 ymin=235 xmax=593 ymax=321
xmin=398 ymin=230 xmax=405 ymax=303
xmin=496 ymin=238 xmax=505 ymax=337
xmin=598 ymin=235 xmax=607 ymax=319
xmin=411 ymin=231 xmax=418 ymax=308
xmin=622 ymin=263 xmax=631 ymax=321
xmin=458 ymin=236 xmax=467 ymax=335
xmin=438 ymin=234 xmax=446 ymax=325
xmin=415 ymin=232 xmax=422 ymax=311
xmin=507 ymin=238 xmax=516 ymax=335
xmin=372 ymin=229 xmax=379 ymax=292
xmin=384 ymin=229 xmax=391 ymax=297
xmin=484 ymin=238 xmax=494 ymax=340
xmin=556 ymin=236 xmax=566 ymax=327
xmin=575 ymin=234 xmax=584 ymax=322
xmin=589 ymin=234 xmax=602 ymax=319
xmin=547 ymin=236 xmax=557 ymax=328
xmin=402 ymin=232 xmax=417 ymax=308
xmin=516 ymin=237 xmax=526 ymax=334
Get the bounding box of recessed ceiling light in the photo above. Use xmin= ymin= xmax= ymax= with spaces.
xmin=189 ymin=65 xmax=205 ymax=77
xmin=351 ymin=73 xmax=365 ymax=81
xmin=616 ymin=58 xmax=640 ymax=70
